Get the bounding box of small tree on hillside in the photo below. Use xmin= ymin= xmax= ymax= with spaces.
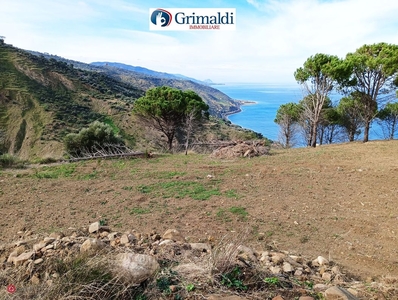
xmin=336 ymin=93 xmax=365 ymax=142
xmin=133 ymin=86 xmax=209 ymax=151
xmin=274 ymin=102 xmax=301 ymax=148
xmin=318 ymin=104 xmax=342 ymax=144
xmin=377 ymin=102 xmax=398 ymax=140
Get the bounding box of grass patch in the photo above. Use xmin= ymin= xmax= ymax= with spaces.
xmin=159 ymin=181 xmax=221 ymax=200
xmin=34 ymin=164 xmax=76 ymax=179
xmin=122 ymin=186 xmax=133 ymax=191
xmin=225 ymin=189 xmax=239 ymax=199
xmin=137 ymin=185 xmax=153 ymax=194
xmin=216 ymin=206 xmax=248 ymax=222
xmin=157 ymin=171 xmax=186 ymax=179
xmin=229 ymin=206 xmax=248 ymax=220
xmin=130 ymin=207 xmax=151 ymax=215
xmin=216 ymin=208 xmax=232 ymax=222
xmin=77 ymin=170 xmax=99 ymax=180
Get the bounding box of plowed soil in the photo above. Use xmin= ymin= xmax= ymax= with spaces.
xmin=1 ymin=140 xmax=397 ymax=280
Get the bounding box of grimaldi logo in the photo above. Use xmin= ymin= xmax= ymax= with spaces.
xmin=149 ymin=8 xmax=236 ymax=31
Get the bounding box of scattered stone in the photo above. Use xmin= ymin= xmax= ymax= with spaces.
xmin=294 ymin=269 xmax=303 ymax=276
xmin=80 ymin=238 xmax=106 ymax=253
xmin=162 ymin=229 xmax=185 ymax=242
xmin=7 ymin=248 xmax=22 ymax=263
xmin=114 ymin=253 xmax=159 ymax=284
xmin=190 ymin=242 xmax=211 ymax=252
xmin=49 ymin=232 xmax=64 ymax=240
xmin=322 ymin=272 xmax=332 ymax=281
xmin=317 ymin=256 xmax=329 ymax=266
xmin=107 ymin=232 xmax=119 ymax=240
xmin=31 ymin=274 xmax=40 ymax=285
xmin=43 ymin=237 xmax=55 ymax=244
xmin=271 ymin=252 xmax=285 ymax=264
xmin=314 ymin=283 xmax=329 ymax=292
xmin=270 ymin=266 xmax=282 ymax=274
xmin=34 ymin=258 xmax=44 ymax=265
xmin=159 ymin=239 xmax=174 ymax=246
xmin=0 ymin=224 xmax=391 ymax=299
xmin=88 ymin=221 xmax=100 ymax=233
xmin=13 ymin=251 xmax=34 ymax=266
xmin=208 ymin=296 xmax=247 ymax=300
xmin=237 ymin=245 xmax=257 ymax=262
xmin=33 ymin=241 xmax=47 ymax=252
xmin=272 ymin=295 xmax=285 ymax=300
xmin=282 ymin=262 xmax=294 ymax=273
xmin=325 ymin=286 xmax=359 ymax=300
xmin=120 ymin=233 xmax=136 ymax=245
xmin=172 ymin=263 xmax=208 ymax=280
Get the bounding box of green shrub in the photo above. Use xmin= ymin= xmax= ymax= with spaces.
xmin=0 ymin=154 xmax=24 ymax=168
xmin=64 ymin=121 xmax=124 ymax=156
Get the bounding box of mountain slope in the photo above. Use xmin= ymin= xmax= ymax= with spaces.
xmin=100 ymin=65 xmax=238 ymax=117
xmin=0 ymin=42 xmax=144 ymax=158
xmin=27 ymin=52 xmax=240 ymax=118
xmin=91 ymin=62 xmax=207 ymax=84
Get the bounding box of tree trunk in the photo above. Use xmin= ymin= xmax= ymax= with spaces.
xmin=319 ymin=126 xmax=324 ymax=145
xmin=285 ymin=129 xmax=290 ymax=148
xmin=391 ymin=118 xmax=396 ymax=140
xmin=349 ymin=130 xmax=354 ymax=142
xmin=167 ymin=133 xmax=174 ymax=151
xmin=363 ymin=120 xmax=370 ymax=143
xmin=285 ymin=121 xmax=291 ymax=148
xmin=310 ymin=121 xmax=317 ymax=147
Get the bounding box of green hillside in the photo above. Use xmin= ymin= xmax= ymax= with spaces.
xmin=0 ymin=42 xmax=260 ymax=159
xmin=27 ymin=51 xmax=241 ymax=118
xmin=0 ymin=42 xmax=143 ymax=159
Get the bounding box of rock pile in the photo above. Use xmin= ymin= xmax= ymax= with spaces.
xmin=1 ymin=223 xmax=396 ymax=299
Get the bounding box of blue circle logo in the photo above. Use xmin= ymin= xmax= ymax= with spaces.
xmin=151 ymin=9 xmax=172 ymax=27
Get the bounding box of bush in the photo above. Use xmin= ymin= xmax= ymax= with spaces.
xmin=64 ymin=121 xmax=124 ymax=156
xmin=0 ymin=154 xmax=24 ymax=168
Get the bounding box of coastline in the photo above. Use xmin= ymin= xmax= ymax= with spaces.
xmin=223 ymin=99 xmax=257 ymax=119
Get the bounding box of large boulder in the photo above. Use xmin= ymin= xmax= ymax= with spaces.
xmin=114 ymin=253 xmax=159 ymax=284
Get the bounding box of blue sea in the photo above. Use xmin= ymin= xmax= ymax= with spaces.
xmin=215 ymin=83 xmax=389 ymax=143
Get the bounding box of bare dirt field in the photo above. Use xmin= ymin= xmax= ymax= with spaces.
xmin=1 ymin=140 xmax=397 ymax=281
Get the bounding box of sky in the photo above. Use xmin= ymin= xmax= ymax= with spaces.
xmin=1 ymin=0 xmax=398 ymax=84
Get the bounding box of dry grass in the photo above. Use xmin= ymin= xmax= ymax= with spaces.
xmin=0 ymin=252 xmax=147 ymax=300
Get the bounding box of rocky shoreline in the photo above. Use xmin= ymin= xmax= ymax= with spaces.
xmin=222 ymin=100 xmax=258 ymax=120
xmin=1 ymin=224 xmax=396 ymax=299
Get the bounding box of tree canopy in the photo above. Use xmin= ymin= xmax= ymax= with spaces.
xmin=133 ymin=86 xmax=209 ymax=151
xmin=345 ymin=42 xmax=398 ymax=142
xmin=294 ymin=53 xmax=351 ymax=147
